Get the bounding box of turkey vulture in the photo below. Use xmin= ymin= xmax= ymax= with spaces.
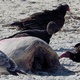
xmin=5 ymin=4 xmax=70 ymax=32
xmin=2 ymin=21 xmax=58 ymax=43
xmin=60 ymin=43 xmax=80 ymax=62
